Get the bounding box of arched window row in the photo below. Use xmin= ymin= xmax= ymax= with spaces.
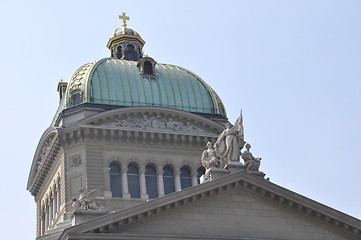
xmin=109 ymin=162 xmax=205 ymax=200
xmin=111 ymin=43 xmax=143 ymax=61
xmin=40 ymin=179 xmax=61 ymax=236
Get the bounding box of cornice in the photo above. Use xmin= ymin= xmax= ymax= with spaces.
xmin=27 ymin=127 xmax=62 ymax=197
xmin=29 ymin=139 xmax=61 ymax=197
xmin=106 ymin=34 xmax=145 ymax=49
xmin=58 ymin=125 xmax=219 ymax=149
xmin=58 ymin=107 xmax=224 ymax=148
xmin=67 ymin=233 xmax=276 ymax=240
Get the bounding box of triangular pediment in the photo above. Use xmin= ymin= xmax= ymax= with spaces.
xmin=62 ymin=171 xmax=361 ymax=240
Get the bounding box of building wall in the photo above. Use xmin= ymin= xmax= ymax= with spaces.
xmin=37 ymin=151 xmax=65 ymax=237
xmin=62 ymin=140 xmax=205 ymax=213
xmin=118 ymin=188 xmax=351 ymax=240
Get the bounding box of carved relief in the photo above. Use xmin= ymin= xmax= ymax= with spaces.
xmin=37 ymin=132 xmax=57 ymax=170
xmin=95 ymin=113 xmax=212 ymax=134
xmin=70 ymin=155 xmax=82 ymax=168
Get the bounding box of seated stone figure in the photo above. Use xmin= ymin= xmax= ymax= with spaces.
xmin=202 ymin=142 xmax=222 ymax=169
xmin=72 ymin=188 xmax=100 ymax=211
xmin=241 ymin=143 xmax=261 ymax=171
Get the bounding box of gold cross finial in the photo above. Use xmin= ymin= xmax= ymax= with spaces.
xmin=119 ymin=12 xmax=129 ymax=27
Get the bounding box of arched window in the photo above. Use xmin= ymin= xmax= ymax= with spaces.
xmin=163 ymin=166 xmax=175 ymax=195
xmin=116 ymin=46 xmax=122 ymax=59
xmin=56 ymin=181 xmax=61 ymax=212
xmin=127 ymin=164 xmax=140 ymax=198
xmin=145 ymin=165 xmax=158 ymax=199
xmin=41 ymin=205 xmax=45 ymax=235
xmin=49 ymin=195 xmax=53 ymax=225
xmin=124 ymin=44 xmax=137 ymax=60
xmin=110 ymin=163 xmax=122 ymax=197
xmin=144 ymin=61 xmax=153 ymax=75
xmin=197 ymin=166 xmax=205 ymax=184
xmin=180 ymin=166 xmax=192 ymax=189
xmin=53 ymin=190 xmax=57 ymax=218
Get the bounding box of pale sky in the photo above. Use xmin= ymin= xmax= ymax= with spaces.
xmin=1 ymin=1 xmax=360 ymax=239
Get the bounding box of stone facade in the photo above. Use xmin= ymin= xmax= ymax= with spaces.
xmin=53 ymin=171 xmax=361 ymax=240
xmin=27 ymin=84 xmax=361 ymax=240
xmin=28 ymin=106 xmax=227 ymax=237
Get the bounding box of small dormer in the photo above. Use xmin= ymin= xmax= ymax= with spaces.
xmin=57 ymin=80 xmax=68 ymax=101
xmin=138 ymin=56 xmax=157 ymax=75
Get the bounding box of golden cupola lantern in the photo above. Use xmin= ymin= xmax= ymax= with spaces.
xmin=106 ymin=12 xmax=145 ymax=61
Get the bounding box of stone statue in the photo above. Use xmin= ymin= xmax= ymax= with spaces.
xmin=72 ymin=188 xmax=100 ymax=211
xmin=72 ymin=198 xmax=81 ymax=211
xmin=241 ymin=143 xmax=262 ymax=171
xmin=214 ymin=112 xmax=245 ymax=162
xmin=201 ymin=142 xmax=225 ymax=169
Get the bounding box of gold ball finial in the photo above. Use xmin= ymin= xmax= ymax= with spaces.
xmin=119 ymin=12 xmax=130 ymax=27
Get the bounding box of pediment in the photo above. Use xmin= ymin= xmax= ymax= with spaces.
xmin=62 ymin=171 xmax=361 ymax=240
xmin=78 ymin=106 xmax=225 ymax=135
xmin=27 ymin=127 xmax=61 ymax=196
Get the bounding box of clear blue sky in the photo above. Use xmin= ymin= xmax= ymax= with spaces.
xmin=1 ymin=0 xmax=360 ymax=238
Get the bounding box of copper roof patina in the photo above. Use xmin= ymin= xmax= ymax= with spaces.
xmin=61 ymin=58 xmax=226 ymax=118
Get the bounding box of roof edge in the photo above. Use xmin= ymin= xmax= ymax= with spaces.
xmin=60 ymin=170 xmax=361 ymax=239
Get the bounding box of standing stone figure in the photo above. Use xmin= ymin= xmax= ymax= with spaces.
xmin=241 ymin=143 xmax=262 ymax=171
xmin=201 ymin=142 xmax=224 ymax=169
xmin=214 ymin=112 xmax=245 ymax=162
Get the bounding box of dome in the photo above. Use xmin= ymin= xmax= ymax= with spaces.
xmin=111 ymin=27 xmax=140 ymax=37
xmin=63 ymin=58 xmax=226 ymax=117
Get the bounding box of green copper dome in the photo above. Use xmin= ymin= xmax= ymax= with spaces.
xmin=51 ymin=15 xmax=227 ymax=125
xmin=63 ymin=58 xmax=226 ymax=117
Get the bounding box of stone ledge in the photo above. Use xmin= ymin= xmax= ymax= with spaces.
xmin=72 ymin=210 xmax=109 ymax=225
xmin=205 ymin=167 xmax=229 ymax=182
xmin=225 ymin=162 xmax=246 ymax=173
